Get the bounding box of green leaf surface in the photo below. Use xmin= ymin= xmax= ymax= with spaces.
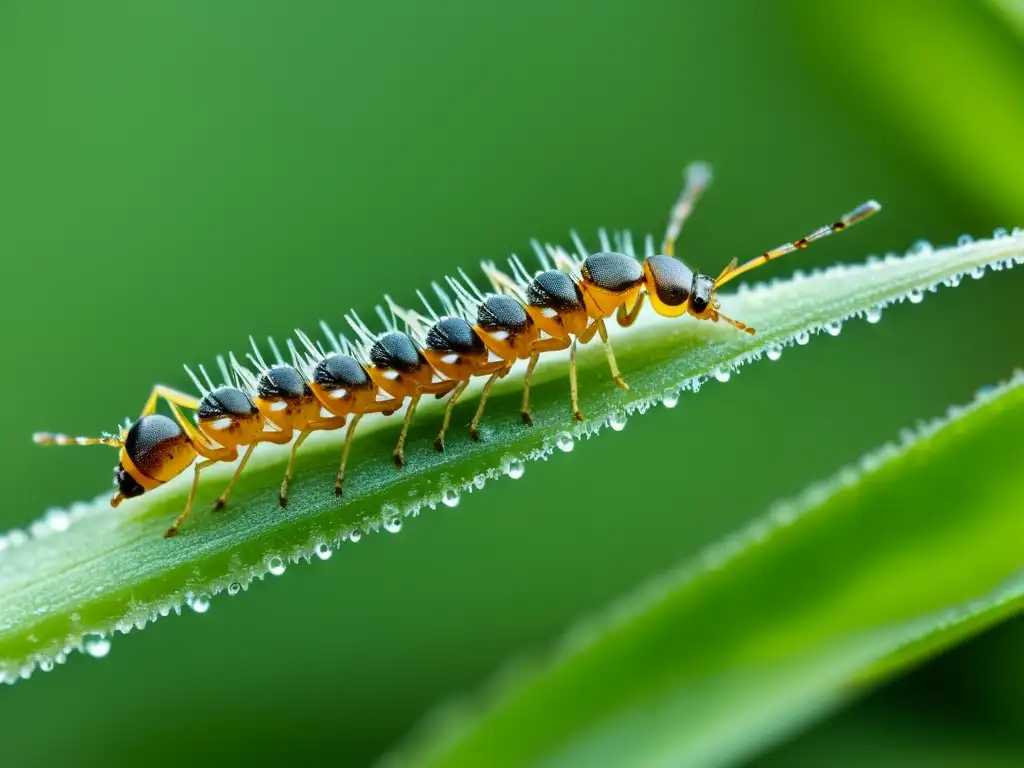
xmin=391 ymin=371 xmax=1024 ymax=768
xmin=0 ymin=231 xmax=1021 ymax=684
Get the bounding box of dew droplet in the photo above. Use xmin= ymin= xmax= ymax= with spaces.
xmin=765 ymin=344 xmax=783 ymax=361
xmin=190 ymin=593 xmax=211 ymax=614
xmin=713 ymin=366 xmax=731 ymax=383
xmin=970 ymin=265 xmax=986 ymax=280
xmin=907 ymin=288 xmax=924 ymax=304
xmin=315 ymin=543 xmax=333 ymax=561
xmin=824 ymin=320 xmax=842 ymax=336
xmin=555 ymin=432 xmax=575 ymax=452
xmin=908 ymin=239 xmax=932 ymax=255
xmin=957 ymin=234 xmax=973 ymax=247
xmin=473 ymin=474 xmax=486 ymax=490
xmin=608 ymin=411 xmax=627 ymax=431
xmin=384 ymin=517 xmax=403 ymax=533
xmin=442 ymin=487 xmax=461 ymax=507
xmin=39 ymin=660 xmax=54 ymax=673
xmin=660 ymin=389 xmax=679 ymax=408
xmin=993 ymin=227 xmax=1009 ymax=239
xmin=349 ymin=529 xmax=362 ymax=543
xmin=83 ymin=634 xmax=111 ymax=659
xmin=505 ymin=459 xmax=525 ymax=479
xmin=795 ymin=331 xmax=810 ymax=346
xmin=943 ymin=273 xmax=962 ymax=288
xmin=267 ymin=556 xmax=286 ymax=576
xmin=228 ymin=582 xmax=242 ymax=596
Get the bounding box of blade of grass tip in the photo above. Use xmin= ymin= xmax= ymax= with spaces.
xmin=388 ymin=371 xmax=1024 ymax=768
xmin=0 ymin=230 xmax=1021 ymax=684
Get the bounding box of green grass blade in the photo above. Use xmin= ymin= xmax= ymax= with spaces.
xmin=390 ymin=372 xmax=1024 ymax=768
xmin=0 ymin=231 xmax=1021 ymax=684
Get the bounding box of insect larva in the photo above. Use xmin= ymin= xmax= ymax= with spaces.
xmin=32 ymin=162 xmax=880 ymax=536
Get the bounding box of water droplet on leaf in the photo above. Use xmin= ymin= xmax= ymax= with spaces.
xmin=505 ymin=459 xmax=525 ymax=479
xmin=442 ymin=488 xmax=461 ymax=507
xmin=661 ymin=389 xmax=679 ymax=408
xmin=190 ymin=593 xmax=211 ymax=614
xmin=268 ymin=557 xmax=286 ymax=576
xmin=555 ymin=432 xmax=575 ymax=452
xmin=609 ymin=412 xmax=627 ymax=431
xmin=83 ymin=634 xmax=111 ymax=659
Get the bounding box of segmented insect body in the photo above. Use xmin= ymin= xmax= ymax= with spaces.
xmin=34 ymin=356 xmax=303 ymax=537
xmin=347 ymin=310 xmax=459 ymax=466
xmin=293 ymin=325 xmax=400 ymax=495
xmin=483 ymin=161 xmax=881 ymax=419
xmin=33 ymin=161 xmax=882 ymax=536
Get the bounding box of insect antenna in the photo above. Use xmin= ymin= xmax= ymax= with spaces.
xmin=33 ymin=431 xmax=122 ymax=447
xmin=183 ymin=364 xmax=209 ymax=396
xmin=714 ymin=200 xmax=882 ymax=289
xmin=663 ymin=160 xmax=713 ymax=257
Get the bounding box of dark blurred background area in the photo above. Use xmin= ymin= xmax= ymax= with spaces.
xmin=0 ymin=0 xmax=1021 ymax=765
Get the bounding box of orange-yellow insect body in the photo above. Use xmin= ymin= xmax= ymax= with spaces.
xmin=33 ymin=161 xmax=881 ymax=537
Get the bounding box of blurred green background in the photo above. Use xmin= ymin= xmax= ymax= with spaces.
xmin=1 ymin=0 xmax=1022 ymax=765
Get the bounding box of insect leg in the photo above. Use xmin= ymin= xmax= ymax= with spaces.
xmin=595 ymin=319 xmax=629 ymax=390
xmin=393 ymin=391 xmax=422 ymax=467
xmin=469 ymin=362 xmax=513 ymax=441
xmin=141 ymin=386 xmax=201 ymax=418
xmin=280 ymin=417 xmax=347 ymax=506
xmin=616 ymin=291 xmax=646 ymax=328
xmin=335 ymin=413 xmax=363 ymax=495
xmin=521 ymin=337 xmax=571 ymax=426
xmin=434 ymin=379 xmax=469 ymax=451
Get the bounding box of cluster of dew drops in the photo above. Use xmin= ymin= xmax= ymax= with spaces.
xmin=4 ymin=226 xmax=1022 ymax=685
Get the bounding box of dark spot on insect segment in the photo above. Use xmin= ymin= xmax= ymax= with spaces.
xmin=314 ymin=354 xmax=372 ymax=390
xmin=581 ymin=252 xmax=644 ymax=293
xmin=258 ymin=365 xmax=311 ymax=400
xmin=645 ymin=255 xmax=693 ymax=307
xmin=834 ymin=221 xmax=846 ymax=230
xmin=124 ymin=414 xmax=185 ymax=476
xmin=198 ymin=387 xmax=259 ymax=420
xmin=370 ymin=332 xmax=424 ymax=373
xmin=477 ymin=295 xmax=530 ymax=332
xmin=426 ymin=317 xmax=486 ymax=355
xmin=527 ymin=271 xmax=584 ymax=311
